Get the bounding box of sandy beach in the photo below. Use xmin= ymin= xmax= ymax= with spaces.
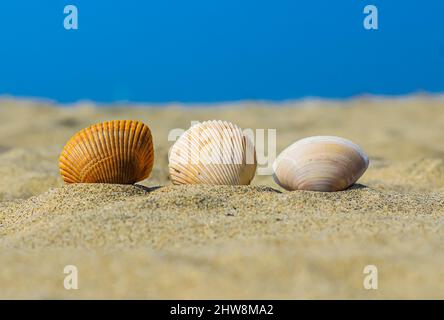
xmin=1 ymin=96 xmax=444 ymax=299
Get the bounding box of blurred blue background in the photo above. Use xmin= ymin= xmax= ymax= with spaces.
xmin=0 ymin=0 xmax=443 ymax=103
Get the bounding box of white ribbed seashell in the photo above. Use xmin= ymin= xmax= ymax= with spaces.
xmin=169 ymin=120 xmax=257 ymax=185
xmin=273 ymin=136 xmax=369 ymax=192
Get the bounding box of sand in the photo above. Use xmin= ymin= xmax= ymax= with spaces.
xmin=0 ymin=96 xmax=444 ymax=299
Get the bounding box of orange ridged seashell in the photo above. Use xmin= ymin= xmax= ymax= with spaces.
xmin=59 ymin=120 xmax=154 ymax=184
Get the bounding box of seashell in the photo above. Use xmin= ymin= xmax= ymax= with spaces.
xmin=59 ymin=120 xmax=154 ymax=184
xmin=169 ymin=120 xmax=257 ymax=185
xmin=273 ymin=136 xmax=369 ymax=192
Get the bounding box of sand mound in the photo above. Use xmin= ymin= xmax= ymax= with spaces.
xmin=1 ymin=184 xmax=443 ymax=251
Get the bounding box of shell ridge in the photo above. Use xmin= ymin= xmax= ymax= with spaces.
xmin=89 ymin=124 xmax=109 ymax=182
xmin=169 ymin=134 xmax=201 ymax=185
xmin=203 ymin=121 xmax=235 ymax=184
xmin=62 ymin=135 xmax=88 ymax=182
xmin=183 ymin=124 xmax=218 ymax=184
xmin=106 ymin=121 xmax=119 ymax=183
xmin=202 ymin=121 xmax=231 ymax=184
xmin=215 ymin=121 xmax=240 ymax=184
xmin=100 ymin=122 xmax=113 ymax=182
xmin=77 ymin=129 xmax=99 ymax=182
xmin=227 ymin=121 xmax=247 ymax=183
xmin=169 ymin=133 xmax=196 ymax=184
xmin=214 ymin=121 xmax=238 ymax=184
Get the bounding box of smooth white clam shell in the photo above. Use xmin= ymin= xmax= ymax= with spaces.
xmin=273 ymin=136 xmax=369 ymax=192
xmin=169 ymin=120 xmax=257 ymax=185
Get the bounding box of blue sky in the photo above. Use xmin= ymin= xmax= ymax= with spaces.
xmin=0 ymin=0 xmax=443 ymax=103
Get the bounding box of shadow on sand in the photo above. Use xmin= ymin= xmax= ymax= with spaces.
xmin=347 ymin=183 xmax=369 ymax=191
xmin=134 ymin=185 xmax=163 ymax=193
